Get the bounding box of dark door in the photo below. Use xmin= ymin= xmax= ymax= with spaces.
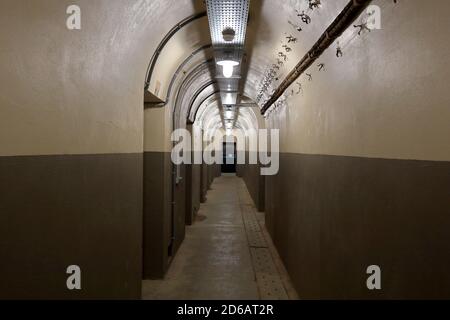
xmin=170 ymin=163 xmax=186 ymax=258
xmin=222 ymin=142 xmax=236 ymax=173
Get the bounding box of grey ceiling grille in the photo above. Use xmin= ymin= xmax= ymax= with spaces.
xmin=206 ymin=0 xmax=250 ymax=47
xmin=205 ymin=0 xmax=250 ymax=110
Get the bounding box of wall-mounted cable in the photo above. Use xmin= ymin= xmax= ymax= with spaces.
xmin=260 ymin=0 xmax=373 ymax=115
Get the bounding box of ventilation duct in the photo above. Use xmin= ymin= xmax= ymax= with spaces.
xmin=206 ymin=0 xmax=250 ymax=129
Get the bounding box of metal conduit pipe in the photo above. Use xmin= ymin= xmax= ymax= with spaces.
xmin=190 ymin=91 xmax=221 ymax=124
xmin=173 ymin=80 xmax=217 ymax=130
xmin=170 ymin=60 xmax=214 ymax=115
xmin=163 ymin=45 xmax=213 ymax=104
xmin=172 ymin=62 xmax=215 ymax=117
xmin=260 ymin=0 xmax=373 ymax=115
xmin=185 ymin=81 xmax=218 ymax=123
xmin=144 ymin=11 xmax=207 ymax=90
xmin=145 ymin=48 xmax=213 ymax=108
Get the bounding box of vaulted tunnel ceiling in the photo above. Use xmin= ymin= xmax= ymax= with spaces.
xmin=145 ymin=0 xmax=361 ymax=135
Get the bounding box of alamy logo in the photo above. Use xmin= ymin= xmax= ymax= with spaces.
xmin=66 ymin=5 xmax=81 ymax=30
xmin=171 ymin=129 xmax=280 ymax=176
xmin=366 ymin=5 xmax=382 ymax=31
xmin=66 ymin=265 xmax=81 ymax=290
xmin=366 ymin=265 xmax=381 ymax=290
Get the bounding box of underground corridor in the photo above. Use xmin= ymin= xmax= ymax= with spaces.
xmin=1 ymin=0 xmax=450 ymax=302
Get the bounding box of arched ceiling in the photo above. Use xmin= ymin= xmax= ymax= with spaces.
xmin=172 ymin=62 xmax=217 ymax=129
xmin=146 ymin=0 xmax=352 ymax=135
xmin=187 ymin=85 xmax=219 ymax=123
xmin=195 ymin=96 xmax=261 ymax=139
xmin=148 ymin=16 xmax=212 ymax=100
xmin=0 ymin=0 xmax=371 ymax=156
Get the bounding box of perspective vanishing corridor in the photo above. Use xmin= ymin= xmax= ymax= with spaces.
xmin=143 ymin=175 xmax=296 ymax=300
xmin=0 ymin=0 xmax=449 ymax=301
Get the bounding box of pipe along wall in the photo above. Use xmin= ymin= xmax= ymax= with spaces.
xmin=263 ymin=0 xmax=450 ymax=299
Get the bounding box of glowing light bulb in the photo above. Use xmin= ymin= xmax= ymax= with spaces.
xmin=217 ymin=60 xmax=239 ymax=78
xmin=225 ymin=110 xmax=234 ymax=119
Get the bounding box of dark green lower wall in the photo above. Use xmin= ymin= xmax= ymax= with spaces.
xmin=0 ymin=153 xmax=143 ymax=299
xmin=0 ymin=151 xmax=227 ymax=299
xmin=201 ymin=164 xmax=220 ymax=203
xmin=143 ymin=152 xmax=186 ymax=279
xmin=143 ymin=153 xmax=218 ymax=279
xmin=185 ymin=164 xmax=201 ymax=225
xmin=143 ymin=152 xmax=171 ymax=279
xmin=238 ymin=153 xmax=265 ymax=211
xmin=241 ymin=165 xmax=265 ymax=212
xmin=265 ymin=153 xmax=450 ymax=299
xmin=172 ymin=163 xmax=186 ymax=255
xmin=200 ymin=163 xmax=208 ymax=203
xmin=207 ymin=164 xmax=220 ymax=189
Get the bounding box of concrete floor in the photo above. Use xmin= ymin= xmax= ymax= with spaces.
xmin=142 ymin=175 xmax=297 ymax=300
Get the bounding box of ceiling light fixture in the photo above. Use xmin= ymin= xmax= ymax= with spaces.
xmin=217 ymin=60 xmax=239 ymax=78
xmin=222 ymin=28 xmax=236 ymax=42
xmin=225 ymin=110 xmax=234 ymax=119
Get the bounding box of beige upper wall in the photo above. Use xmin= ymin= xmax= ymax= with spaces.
xmin=2 ymin=0 xmax=449 ymax=160
xmin=265 ymin=0 xmax=450 ymax=161
xmin=0 ymin=0 xmax=199 ymax=156
xmin=144 ymin=106 xmax=174 ymax=153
